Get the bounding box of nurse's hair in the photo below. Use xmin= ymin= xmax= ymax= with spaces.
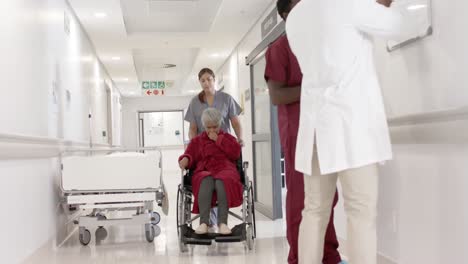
xmin=201 ymin=108 xmax=223 ymax=129
xmin=277 ymin=0 xmax=292 ymax=19
xmin=198 ymin=68 xmax=216 ymax=103
xmin=198 ymin=68 xmax=215 ymax=80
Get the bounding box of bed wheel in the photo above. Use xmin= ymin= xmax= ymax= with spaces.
xmin=145 ymin=224 xmax=155 ymax=243
xmin=151 ymin=211 xmax=161 ymax=225
xmin=79 ymin=228 xmax=91 ymax=246
xmin=96 ymin=226 xmax=108 ymax=239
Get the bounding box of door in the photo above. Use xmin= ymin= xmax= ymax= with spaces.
xmin=138 ymin=111 xmax=185 ymax=148
xmin=250 ymin=54 xmax=283 ymax=220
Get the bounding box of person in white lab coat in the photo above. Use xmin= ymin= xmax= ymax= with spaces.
xmin=285 ymin=0 xmax=411 ymax=263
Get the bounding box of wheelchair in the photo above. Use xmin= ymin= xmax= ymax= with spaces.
xmin=176 ymin=156 xmax=256 ymax=252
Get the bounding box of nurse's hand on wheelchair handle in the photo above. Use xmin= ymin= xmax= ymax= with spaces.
xmin=179 ymin=157 xmax=189 ymax=170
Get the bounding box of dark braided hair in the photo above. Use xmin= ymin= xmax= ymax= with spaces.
xmin=277 ymin=0 xmax=292 ymax=19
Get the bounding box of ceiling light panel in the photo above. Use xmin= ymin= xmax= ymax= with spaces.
xmin=120 ymin=0 xmax=221 ymax=33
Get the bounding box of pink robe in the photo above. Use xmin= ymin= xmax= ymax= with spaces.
xmin=179 ymin=130 xmax=243 ymax=214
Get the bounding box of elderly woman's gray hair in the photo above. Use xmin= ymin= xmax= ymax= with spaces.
xmin=201 ymin=108 xmax=223 ymax=128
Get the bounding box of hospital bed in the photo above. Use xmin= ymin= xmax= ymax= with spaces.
xmin=60 ymin=147 xmax=167 ymax=246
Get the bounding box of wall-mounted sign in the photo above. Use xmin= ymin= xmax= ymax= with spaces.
xmin=142 ymin=81 xmax=166 ymax=89
xmin=244 ymin=89 xmax=251 ymax=101
xmin=261 ymin=8 xmax=278 ymax=39
xmin=142 ymin=81 xmax=167 ymax=96
xmin=144 ymin=89 xmax=165 ymax=96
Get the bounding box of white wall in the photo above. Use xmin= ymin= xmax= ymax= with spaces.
xmin=0 ymin=0 xmax=121 ymax=262
xmin=335 ymin=0 xmax=468 ymax=263
xmin=0 ymin=159 xmax=58 ymax=264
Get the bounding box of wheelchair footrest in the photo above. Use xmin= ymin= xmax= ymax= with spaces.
xmin=181 ymin=224 xmax=213 ymax=245
xmin=181 ymin=223 xmax=246 ymax=244
xmin=185 ymin=237 xmax=213 ymax=245
xmin=214 ymin=235 xmax=243 ymax=243
xmin=214 ymin=223 xmax=246 ymax=243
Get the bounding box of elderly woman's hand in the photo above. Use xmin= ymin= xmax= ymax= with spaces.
xmin=179 ymin=157 xmax=189 ymax=170
xmin=208 ymin=131 xmax=218 ymax=142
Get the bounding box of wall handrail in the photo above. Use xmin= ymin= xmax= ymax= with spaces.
xmin=388 ymin=106 xmax=468 ymax=127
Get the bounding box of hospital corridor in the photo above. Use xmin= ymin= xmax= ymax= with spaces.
xmin=1 ymin=0 xmax=467 ymax=264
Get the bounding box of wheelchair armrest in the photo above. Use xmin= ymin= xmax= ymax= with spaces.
xmin=183 ymin=170 xmax=194 ymax=187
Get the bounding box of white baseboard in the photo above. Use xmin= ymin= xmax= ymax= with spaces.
xmin=21 ymin=208 xmax=81 ymax=263
xmin=338 ymin=237 xmax=398 ymax=264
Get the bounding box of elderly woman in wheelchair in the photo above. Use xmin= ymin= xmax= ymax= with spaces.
xmin=178 ymin=108 xmax=244 ymax=235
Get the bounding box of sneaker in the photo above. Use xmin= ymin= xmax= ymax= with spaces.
xmin=195 ymin=223 xmax=208 ymax=234
xmin=338 ymin=261 xmax=349 ymax=264
xmin=218 ymin=223 xmax=232 ymax=235
xmin=207 ymin=224 xmax=217 ymax=233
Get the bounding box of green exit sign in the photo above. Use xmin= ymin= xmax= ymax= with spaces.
xmin=142 ymin=81 xmax=166 ymax=89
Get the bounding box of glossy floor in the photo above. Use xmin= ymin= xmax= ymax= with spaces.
xmin=23 ymin=172 xmax=290 ymax=264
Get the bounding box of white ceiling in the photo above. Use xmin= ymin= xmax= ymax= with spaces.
xmin=121 ymin=0 xmax=222 ymax=33
xmin=68 ymin=0 xmax=274 ymax=97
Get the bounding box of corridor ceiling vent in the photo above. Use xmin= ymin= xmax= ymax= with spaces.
xmin=162 ymin=63 xmax=177 ymax=69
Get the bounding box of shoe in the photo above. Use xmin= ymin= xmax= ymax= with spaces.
xmin=338 ymin=261 xmax=349 ymax=264
xmin=218 ymin=223 xmax=232 ymax=235
xmin=207 ymin=224 xmax=217 ymax=233
xmin=195 ymin=223 xmax=208 ymax=234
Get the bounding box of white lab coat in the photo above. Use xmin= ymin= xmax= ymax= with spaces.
xmin=285 ymin=0 xmax=413 ymax=175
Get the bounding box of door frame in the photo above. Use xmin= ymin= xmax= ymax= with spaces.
xmin=249 ymin=53 xmax=283 ymax=220
xmin=137 ymin=110 xmax=186 ymax=148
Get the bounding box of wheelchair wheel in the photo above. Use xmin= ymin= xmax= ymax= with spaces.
xmin=176 ymin=186 xmax=183 ymax=236
xmin=178 ymin=228 xmax=188 ymax=253
xmin=177 ymin=185 xmax=189 ymax=252
xmin=247 ymin=182 xmax=257 ymax=238
xmin=246 ymin=224 xmax=254 ymax=250
xmin=250 ymin=182 xmax=257 ymax=238
xmin=244 ymin=182 xmax=255 ymax=250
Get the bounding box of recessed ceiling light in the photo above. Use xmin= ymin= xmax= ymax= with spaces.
xmin=122 ymin=78 xmax=129 ymax=81
xmin=111 ymin=56 xmax=121 ymax=61
xmin=407 ymin=4 xmax=426 ymax=10
xmin=210 ymin=53 xmax=220 ymax=58
xmin=94 ymin=12 xmax=107 ymax=18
